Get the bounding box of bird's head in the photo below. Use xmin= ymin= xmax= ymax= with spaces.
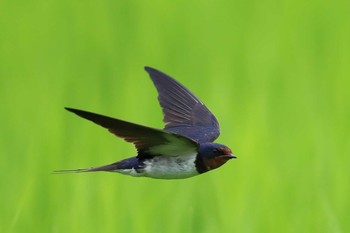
xmin=196 ymin=143 xmax=236 ymax=172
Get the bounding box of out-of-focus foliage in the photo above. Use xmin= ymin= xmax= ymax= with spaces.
xmin=1 ymin=0 xmax=349 ymax=232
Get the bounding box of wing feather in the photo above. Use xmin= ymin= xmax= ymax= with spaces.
xmin=65 ymin=108 xmax=198 ymax=159
xmin=145 ymin=67 xmax=220 ymax=143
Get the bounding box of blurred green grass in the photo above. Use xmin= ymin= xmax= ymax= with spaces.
xmin=1 ymin=0 xmax=350 ymax=232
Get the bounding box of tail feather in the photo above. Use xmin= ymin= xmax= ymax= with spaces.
xmin=53 ymin=157 xmax=142 ymax=174
xmin=53 ymin=168 xmax=91 ymax=174
xmin=53 ymin=163 xmax=120 ymax=174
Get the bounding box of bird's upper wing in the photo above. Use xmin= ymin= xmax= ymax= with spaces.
xmin=145 ymin=67 xmax=220 ymax=143
xmin=65 ymin=108 xmax=198 ymax=159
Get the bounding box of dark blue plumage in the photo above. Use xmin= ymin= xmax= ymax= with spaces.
xmin=56 ymin=67 xmax=236 ymax=179
xmin=145 ymin=67 xmax=220 ymax=143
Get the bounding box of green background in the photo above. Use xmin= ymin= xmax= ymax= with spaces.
xmin=1 ymin=0 xmax=349 ymax=232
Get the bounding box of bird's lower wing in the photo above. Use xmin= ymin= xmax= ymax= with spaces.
xmin=65 ymin=108 xmax=199 ymax=159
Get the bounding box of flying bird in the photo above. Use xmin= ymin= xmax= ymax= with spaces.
xmin=56 ymin=67 xmax=236 ymax=179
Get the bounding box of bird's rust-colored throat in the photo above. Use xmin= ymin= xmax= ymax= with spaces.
xmin=206 ymin=147 xmax=236 ymax=170
xmin=204 ymin=156 xmax=232 ymax=170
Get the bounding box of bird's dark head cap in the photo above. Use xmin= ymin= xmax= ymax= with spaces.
xmin=196 ymin=143 xmax=236 ymax=172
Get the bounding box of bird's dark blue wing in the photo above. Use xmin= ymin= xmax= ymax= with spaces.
xmin=65 ymin=108 xmax=198 ymax=159
xmin=145 ymin=67 xmax=220 ymax=143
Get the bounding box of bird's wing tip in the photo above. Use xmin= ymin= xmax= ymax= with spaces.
xmin=144 ymin=66 xmax=155 ymax=73
xmin=65 ymin=107 xmax=85 ymax=115
xmin=65 ymin=107 xmax=75 ymax=112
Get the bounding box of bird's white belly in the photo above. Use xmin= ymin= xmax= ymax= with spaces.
xmin=143 ymin=153 xmax=199 ymax=179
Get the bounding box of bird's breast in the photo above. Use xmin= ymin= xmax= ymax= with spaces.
xmin=142 ymin=153 xmax=199 ymax=179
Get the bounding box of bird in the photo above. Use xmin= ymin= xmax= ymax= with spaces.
xmin=55 ymin=67 xmax=236 ymax=179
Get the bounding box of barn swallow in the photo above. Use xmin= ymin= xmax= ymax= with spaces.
xmin=56 ymin=67 xmax=236 ymax=179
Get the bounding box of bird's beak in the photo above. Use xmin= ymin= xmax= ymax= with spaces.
xmin=224 ymin=154 xmax=237 ymax=159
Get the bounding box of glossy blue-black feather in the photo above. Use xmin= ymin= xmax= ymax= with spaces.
xmin=145 ymin=67 xmax=220 ymax=143
xmin=65 ymin=108 xmax=198 ymax=160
